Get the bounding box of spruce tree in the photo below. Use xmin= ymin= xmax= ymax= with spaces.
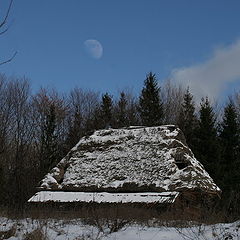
xmin=40 ymin=103 xmax=58 ymax=175
xmin=195 ymin=97 xmax=219 ymax=180
xmin=219 ymin=100 xmax=240 ymax=191
xmin=100 ymin=92 xmax=113 ymax=128
xmin=66 ymin=106 xmax=83 ymax=149
xmin=0 ymin=164 xmax=6 ymax=203
xmin=115 ymin=92 xmax=128 ymax=128
xmin=177 ymin=88 xmax=197 ymax=150
xmin=139 ymin=72 xmax=163 ymax=126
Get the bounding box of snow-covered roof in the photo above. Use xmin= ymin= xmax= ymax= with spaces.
xmin=37 ymin=125 xmax=220 ymax=195
xmin=28 ymin=191 xmax=179 ymax=204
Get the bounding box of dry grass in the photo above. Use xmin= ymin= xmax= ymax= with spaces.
xmin=23 ymin=228 xmax=48 ymax=240
xmin=0 ymin=200 xmax=235 ymax=231
xmin=23 ymin=203 xmax=174 ymax=224
xmin=0 ymin=224 xmax=16 ymax=239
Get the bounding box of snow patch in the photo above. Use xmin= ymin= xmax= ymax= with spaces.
xmin=28 ymin=191 xmax=179 ymax=204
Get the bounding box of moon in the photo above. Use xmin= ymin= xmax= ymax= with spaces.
xmin=84 ymin=39 xmax=103 ymax=59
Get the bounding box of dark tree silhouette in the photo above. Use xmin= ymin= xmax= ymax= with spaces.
xmin=139 ymin=72 xmax=163 ymax=126
xmin=100 ymin=92 xmax=113 ymax=128
xmin=40 ymin=103 xmax=58 ymax=175
xmin=115 ymin=92 xmax=128 ymax=128
xmin=66 ymin=106 xmax=83 ymax=149
xmin=219 ymin=99 xmax=240 ymax=190
xmin=195 ymin=97 xmax=220 ymax=180
xmin=177 ymin=88 xmax=198 ymax=150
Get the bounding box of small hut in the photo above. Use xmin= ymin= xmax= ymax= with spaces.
xmin=28 ymin=126 xmax=221 ymax=215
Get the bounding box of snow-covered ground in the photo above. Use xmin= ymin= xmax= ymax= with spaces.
xmin=1 ymin=217 xmax=239 ymax=240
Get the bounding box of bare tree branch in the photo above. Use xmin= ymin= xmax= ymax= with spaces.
xmin=0 ymin=26 xmax=9 ymax=35
xmin=0 ymin=0 xmax=16 ymax=66
xmin=0 ymin=51 xmax=17 ymax=66
xmin=0 ymin=0 xmax=13 ymax=29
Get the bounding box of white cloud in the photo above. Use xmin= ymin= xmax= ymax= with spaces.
xmin=171 ymin=39 xmax=240 ymax=102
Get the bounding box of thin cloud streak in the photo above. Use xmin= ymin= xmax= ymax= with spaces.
xmin=171 ymin=39 xmax=240 ymax=102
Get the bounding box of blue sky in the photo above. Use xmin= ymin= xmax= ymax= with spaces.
xmin=1 ymin=0 xmax=240 ymax=100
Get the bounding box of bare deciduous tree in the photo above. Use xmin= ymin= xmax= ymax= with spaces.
xmin=161 ymin=79 xmax=185 ymax=125
xmin=0 ymin=0 xmax=17 ymax=66
xmin=31 ymin=88 xmax=69 ymax=176
xmin=66 ymin=88 xmax=100 ymax=147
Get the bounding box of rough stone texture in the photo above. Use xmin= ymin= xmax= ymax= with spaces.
xmin=38 ymin=125 xmax=221 ymax=198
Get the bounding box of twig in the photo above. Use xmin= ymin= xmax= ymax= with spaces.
xmin=0 ymin=0 xmax=13 ymax=29
xmin=0 ymin=51 xmax=17 ymax=66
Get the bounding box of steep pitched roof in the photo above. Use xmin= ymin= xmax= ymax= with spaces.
xmin=37 ymin=126 xmax=220 ymax=195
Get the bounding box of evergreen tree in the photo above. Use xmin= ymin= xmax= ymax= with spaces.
xmin=195 ymin=97 xmax=219 ymax=180
xmin=177 ymin=88 xmax=197 ymax=150
xmin=100 ymin=92 xmax=113 ymax=128
xmin=139 ymin=72 xmax=163 ymax=126
xmin=127 ymin=101 xmax=140 ymax=126
xmin=0 ymin=164 xmax=6 ymax=203
xmin=66 ymin=106 xmax=83 ymax=149
xmin=40 ymin=103 xmax=58 ymax=175
xmin=219 ymin=100 xmax=240 ymax=191
xmin=115 ymin=92 xmax=128 ymax=128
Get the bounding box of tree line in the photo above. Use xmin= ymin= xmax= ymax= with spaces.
xmin=0 ymin=72 xmax=240 ymax=217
